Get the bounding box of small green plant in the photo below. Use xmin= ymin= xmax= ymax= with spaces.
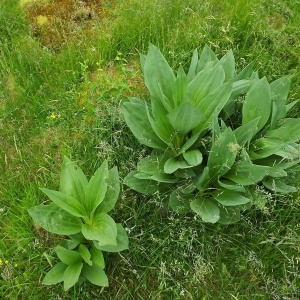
xmin=28 ymin=157 xmax=128 ymax=291
xmin=122 ymin=45 xmax=300 ymax=224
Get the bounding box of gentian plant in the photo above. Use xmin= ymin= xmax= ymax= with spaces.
xmin=122 ymin=45 xmax=300 ymax=224
xmin=29 ymin=157 xmax=128 ymax=290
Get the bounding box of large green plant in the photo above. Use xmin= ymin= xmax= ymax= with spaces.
xmin=122 ymin=45 xmax=300 ymax=224
xmin=29 ymin=157 xmax=128 ymax=291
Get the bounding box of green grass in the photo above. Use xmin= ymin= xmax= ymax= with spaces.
xmin=1 ymin=0 xmax=300 ymax=299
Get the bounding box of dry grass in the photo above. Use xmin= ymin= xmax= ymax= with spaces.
xmin=24 ymin=0 xmax=115 ymax=50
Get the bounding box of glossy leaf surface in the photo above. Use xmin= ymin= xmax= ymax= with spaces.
xmin=190 ymin=198 xmax=220 ymax=223
xmin=82 ymin=213 xmax=117 ymax=246
xmin=28 ymin=203 xmax=82 ymax=235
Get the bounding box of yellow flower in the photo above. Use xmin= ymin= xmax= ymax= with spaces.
xmin=0 ymin=259 xmax=2 ymax=265
xmin=49 ymin=112 xmax=60 ymax=119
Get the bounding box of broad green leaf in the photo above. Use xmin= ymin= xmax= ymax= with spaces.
xmin=143 ymin=44 xmax=175 ymax=101
xmin=276 ymin=143 xmax=300 ymax=160
xmin=137 ymin=155 xmax=168 ymax=175
xmin=249 ymin=138 xmax=285 ymax=160
xmin=212 ymin=190 xmax=250 ymax=206
xmin=290 ymin=164 xmax=300 ymax=175
xmin=60 ymin=156 xmax=88 ymax=203
xmin=178 ymin=131 xmax=201 ymax=154
xmin=266 ymin=119 xmax=300 ymax=143
xmin=286 ymin=100 xmax=298 ymax=113
xmin=230 ymin=79 xmax=253 ymax=100
xmin=242 ymin=77 xmax=271 ymax=132
xmin=149 ymin=84 xmax=173 ymax=113
xmin=169 ymin=190 xmax=192 ymax=214
xmin=55 ymin=246 xmax=82 ymax=265
xmin=150 ymin=174 xmax=179 ymax=183
xmin=250 ymin=71 xmax=259 ymax=81
xmin=275 ymin=158 xmax=299 ymax=170
xmin=63 ymin=240 xmax=80 ymax=250
xmin=217 ymin=179 xmax=246 ymax=193
xmin=196 ymin=44 xmax=218 ymax=72
xmin=239 ymin=148 xmax=252 ymax=161
xmin=28 ymin=203 xmax=82 ymax=235
xmin=270 ymin=76 xmax=290 ymax=104
xmin=178 ymin=182 xmax=196 ymax=194
xmin=270 ymin=101 xmax=280 ymax=129
xmin=133 ymin=172 xmax=152 ymax=180
xmin=173 ymin=66 xmax=188 ymax=107
xmin=189 ymin=63 xmax=225 ymax=107
xmin=224 ymin=161 xmax=270 ymax=185
xmin=82 ymin=264 xmax=108 ymax=287
xmin=270 ymin=77 xmax=290 ymax=128
xmin=267 ymin=165 xmax=287 ymax=178
xmin=222 ymin=80 xmax=254 ymax=119
xmin=82 ymin=213 xmax=117 ymax=246
xmin=164 ymin=157 xmax=191 ymax=174
xmin=221 ymin=97 xmax=235 ymax=119
xmin=40 ymin=188 xmax=86 ymax=218
xmin=79 ymin=244 xmax=92 ymax=266
xmin=211 ymin=112 xmax=221 ymax=141
xmin=90 ymin=246 xmax=105 ymax=269
xmin=220 ymin=49 xmax=235 ymax=82
xmin=201 ymin=60 xmax=217 ymax=71
xmin=193 ymin=167 xmax=210 ymax=190
xmin=187 ymin=49 xmax=199 ymax=82
xmin=167 ymin=102 xmax=203 ymax=136
xmin=123 ymin=171 xmax=162 ymax=194
xmin=254 ymin=156 xmax=299 ymax=170
xmin=63 ymin=262 xmax=83 ymax=291
xmin=69 ymin=232 xmax=86 ymax=244
xmin=97 ymin=223 xmax=129 ymax=253
xmin=234 ymin=62 xmax=254 ymax=81
xmin=263 ymin=179 xmax=297 ymax=194
xmin=190 ymin=198 xmax=220 ymax=223
xmin=183 ymin=149 xmax=203 ymax=166
xmin=174 ymin=168 xmax=196 ymax=179
xmin=122 ymin=99 xmax=166 ymax=149
xmin=194 ymin=80 xmax=233 ymax=133
xmin=234 ymin=118 xmax=260 ymax=147
xmin=207 ymin=127 xmax=239 ymax=178
xmin=150 ymin=93 xmax=169 ymax=122
xmin=145 ymin=103 xmax=174 ymax=148
xmin=220 ymin=119 xmax=227 ymax=130
xmin=84 ymin=160 xmax=108 ymax=215
xmin=42 ymin=262 xmax=67 ymax=285
xmin=217 ymin=206 xmax=241 ymax=224
xmin=95 ymin=167 xmax=120 ymax=213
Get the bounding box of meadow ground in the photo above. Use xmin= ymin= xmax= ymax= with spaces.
xmin=0 ymin=0 xmax=300 ymax=299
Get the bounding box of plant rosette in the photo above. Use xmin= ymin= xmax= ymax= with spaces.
xmin=29 ymin=157 xmax=128 ymax=291
xmin=123 ymin=45 xmax=300 ymax=224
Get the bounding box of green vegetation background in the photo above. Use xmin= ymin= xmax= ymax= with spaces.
xmin=0 ymin=0 xmax=300 ymax=299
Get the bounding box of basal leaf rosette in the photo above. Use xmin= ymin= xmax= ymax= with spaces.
xmin=28 ymin=157 xmax=128 ymax=290
xmin=122 ymin=45 xmax=257 ymax=176
xmin=123 ymin=45 xmax=300 ymax=224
